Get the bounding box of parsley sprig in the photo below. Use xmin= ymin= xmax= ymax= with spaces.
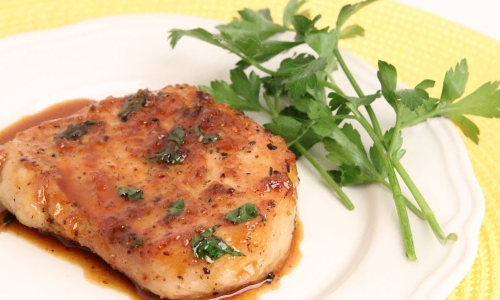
xmin=169 ymin=0 xmax=500 ymax=260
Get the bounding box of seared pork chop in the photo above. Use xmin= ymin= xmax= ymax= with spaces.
xmin=0 ymin=85 xmax=298 ymax=299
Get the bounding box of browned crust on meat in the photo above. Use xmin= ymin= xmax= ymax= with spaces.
xmin=0 ymin=84 xmax=298 ymax=299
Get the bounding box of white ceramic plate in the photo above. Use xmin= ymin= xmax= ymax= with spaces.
xmin=0 ymin=15 xmax=484 ymax=300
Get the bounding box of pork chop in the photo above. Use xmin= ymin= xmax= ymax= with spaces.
xmin=0 ymin=84 xmax=298 ymax=299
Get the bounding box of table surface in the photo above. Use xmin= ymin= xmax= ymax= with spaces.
xmin=394 ymin=0 xmax=499 ymax=42
xmin=0 ymin=1 xmax=499 ymax=299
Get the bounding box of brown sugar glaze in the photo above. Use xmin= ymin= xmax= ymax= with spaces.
xmin=0 ymin=99 xmax=303 ymax=300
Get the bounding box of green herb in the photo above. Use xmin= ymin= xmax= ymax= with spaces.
xmin=225 ymin=202 xmax=264 ymax=224
xmin=117 ymin=186 xmax=144 ymax=201
xmin=131 ymin=237 xmax=143 ymax=247
xmin=56 ymin=120 xmax=100 ymax=140
xmin=166 ymin=125 xmax=185 ymax=145
xmin=148 ymin=125 xmax=187 ymax=164
xmin=124 ymin=232 xmax=144 ymax=250
xmin=191 ymin=226 xmax=244 ymax=263
xmin=2 ymin=212 xmax=16 ymax=226
xmin=118 ymin=89 xmax=151 ymax=121
xmin=148 ymin=145 xmax=186 ymax=164
xmin=169 ymin=0 xmax=500 ymax=260
xmin=167 ymin=198 xmax=185 ymax=216
xmin=195 ymin=126 xmax=220 ymax=144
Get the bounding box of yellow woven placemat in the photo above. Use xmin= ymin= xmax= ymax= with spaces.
xmin=1 ymin=0 xmax=499 ymax=299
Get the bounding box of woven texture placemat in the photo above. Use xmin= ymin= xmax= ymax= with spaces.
xmin=1 ymin=0 xmax=499 ymax=299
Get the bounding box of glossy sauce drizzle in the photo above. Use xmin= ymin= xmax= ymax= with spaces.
xmin=0 ymin=99 xmax=303 ymax=300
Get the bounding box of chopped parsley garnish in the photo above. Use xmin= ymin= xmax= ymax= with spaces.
xmin=195 ymin=126 xmax=220 ymax=144
xmin=56 ymin=121 xmax=100 ymax=140
xmin=167 ymin=198 xmax=185 ymax=216
xmin=191 ymin=226 xmax=244 ymax=263
xmin=118 ymin=89 xmax=151 ymax=121
xmin=166 ymin=125 xmax=185 ymax=145
xmin=117 ymin=186 xmax=144 ymax=201
xmin=148 ymin=145 xmax=186 ymax=164
xmin=124 ymin=232 xmax=144 ymax=251
xmin=148 ymin=125 xmax=187 ymax=164
xmin=225 ymin=202 xmax=264 ymax=224
xmin=131 ymin=237 xmax=144 ymax=247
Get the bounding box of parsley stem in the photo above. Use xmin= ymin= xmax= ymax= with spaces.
xmin=335 ymin=49 xmax=416 ymax=258
xmin=273 ymin=90 xmax=281 ymax=111
xmin=239 ymin=55 xmax=278 ymax=76
xmin=388 ymin=105 xmax=403 ymax=155
xmin=380 ymin=180 xmax=425 ymax=220
xmin=351 ymin=106 xmax=416 ymax=260
xmin=334 ymin=49 xmax=384 ymax=140
xmin=285 ymin=122 xmax=314 ymax=148
xmin=391 ymin=158 xmax=458 ymax=243
xmin=263 ymin=93 xmax=279 ymax=117
xmin=318 ymin=78 xmax=345 ymax=96
xmin=400 ymin=105 xmax=455 ymax=129
xmin=400 ymin=109 xmax=443 ymax=128
xmin=334 ymin=50 xmax=365 ymax=97
xmin=294 ymin=142 xmax=355 ymax=210
xmin=333 ymin=45 xmax=417 ymax=257
xmin=393 ymin=107 xmax=455 ymax=238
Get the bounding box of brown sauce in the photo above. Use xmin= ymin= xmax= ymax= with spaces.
xmin=0 ymin=210 xmax=138 ymax=297
xmin=0 ymin=99 xmax=303 ymax=299
xmin=0 ymin=98 xmax=95 ymax=143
